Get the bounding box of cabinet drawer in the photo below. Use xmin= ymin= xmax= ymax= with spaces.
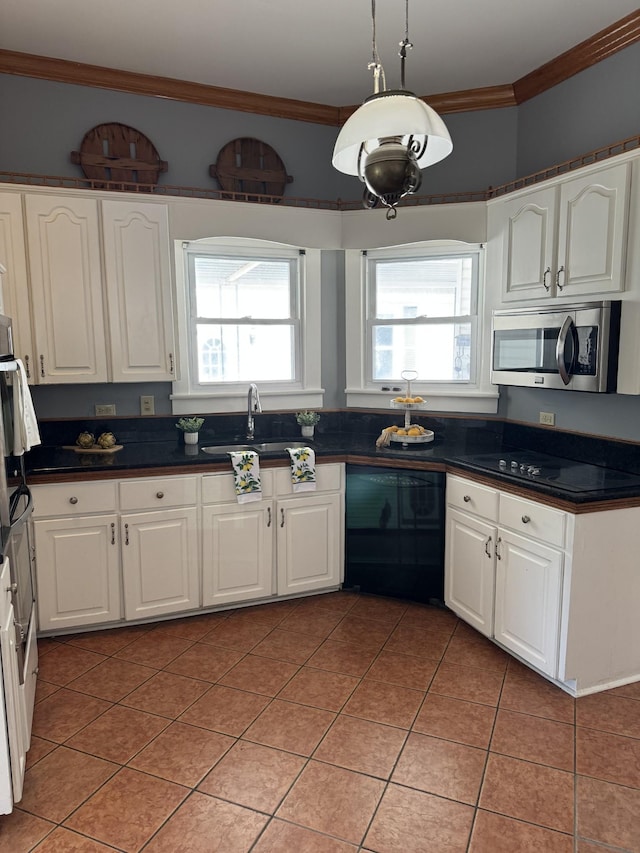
xmin=447 ymin=475 xmax=498 ymax=521
xmin=202 ymin=470 xmax=274 ymax=504
xmin=120 ymin=476 xmax=198 ymax=510
xmin=274 ymin=463 xmax=343 ymax=496
xmin=499 ymin=493 xmax=566 ymax=547
xmin=32 ymin=481 xmax=117 ymax=517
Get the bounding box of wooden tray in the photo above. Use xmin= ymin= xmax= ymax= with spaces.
xmin=63 ymin=445 xmax=123 ymax=454
xmin=70 ymin=123 xmax=168 ymax=186
xmin=210 ymin=138 xmax=293 ymax=201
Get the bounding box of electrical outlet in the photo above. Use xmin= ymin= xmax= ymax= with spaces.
xmin=539 ymin=411 xmax=555 ymax=426
xmin=95 ymin=404 xmax=116 ymax=416
xmin=140 ymin=395 xmax=155 ymax=415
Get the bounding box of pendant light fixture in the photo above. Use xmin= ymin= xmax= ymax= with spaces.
xmin=332 ymin=0 xmax=453 ymax=219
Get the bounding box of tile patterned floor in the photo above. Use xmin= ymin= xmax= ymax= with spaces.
xmin=1 ymin=591 xmax=639 ymax=852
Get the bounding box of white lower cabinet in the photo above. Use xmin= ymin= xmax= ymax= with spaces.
xmin=0 ymin=558 xmax=26 ymax=811
xmin=445 ymin=475 xmax=565 ymax=678
xmin=277 ymin=492 xmax=342 ymax=595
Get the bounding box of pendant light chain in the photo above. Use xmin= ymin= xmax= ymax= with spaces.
xmin=399 ymin=0 xmax=413 ymax=91
xmin=368 ymin=0 xmax=386 ymax=94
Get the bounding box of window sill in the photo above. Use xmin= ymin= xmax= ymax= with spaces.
xmin=345 ymin=388 xmax=499 ymax=414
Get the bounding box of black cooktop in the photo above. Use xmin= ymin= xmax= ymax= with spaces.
xmin=451 ymin=450 xmax=640 ymax=494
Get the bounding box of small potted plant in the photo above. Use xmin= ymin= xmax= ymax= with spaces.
xmin=176 ymin=416 xmax=204 ymax=445
xmin=296 ymin=410 xmax=320 ymax=438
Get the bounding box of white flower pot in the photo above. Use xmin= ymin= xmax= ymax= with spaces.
xmin=184 ymin=432 xmax=199 ymax=444
xmin=301 ymin=425 xmax=314 ymax=438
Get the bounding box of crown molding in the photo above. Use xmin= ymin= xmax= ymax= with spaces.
xmin=1 ymin=11 xmax=638 ymax=125
xmin=514 ymin=9 xmax=640 ymax=103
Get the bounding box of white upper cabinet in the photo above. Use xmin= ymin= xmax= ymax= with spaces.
xmin=0 ymin=193 xmax=34 ymax=380
xmin=101 ymin=200 xmax=175 ymax=382
xmin=25 ymin=194 xmax=108 ymax=383
xmin=493 ymin=161 xmax=631 ymax=303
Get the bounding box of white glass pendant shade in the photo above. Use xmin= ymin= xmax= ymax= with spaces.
xmin=332 ymin=92 xmax=453 ymax=176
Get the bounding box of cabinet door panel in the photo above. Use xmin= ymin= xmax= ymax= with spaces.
xmin=557 ymin=163 xmax=630 ymax=296
xmin=102 ymin=201 xmax=175 ymax=381
xmin=25 ymin=195 xmax=108 ymax=382
xmin=122 ymin=507 xmax=198 ymax=620
xmin=277 ymin=494 xmax=342 ymax=595
xmin=499 ymin=187 xmax=557 ymax=302
xmin=445 ymin=508 xmax=495 ymax=637
xmin=0 ymin=193 xmax=34 ymax=379
xmin=34 ymin=515 xmax=120 ymax=631
xmin=495 ymin=530 xmax=562 ymax=677
xmin=202 ymin=504 xmax=274 ymax=606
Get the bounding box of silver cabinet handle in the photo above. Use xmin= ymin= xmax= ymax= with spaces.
xmin=267 ymin=507 xmax=272 ymax=527
xmin=110 ymin=522 xmax=115 ymax=545
xmin=463 ymin=495 xmax=471 ymax=503
xmin=24 ymin=355 xmax=31 ymax=379
xmin=485 ymin=536 xmax=492 ymax=558
xmin=156 ymin=491 xmax=164 ymax=499
xmin=169 ymin=353 xmax=174 ymax=374
xmin=69 ymin=496 xmax=78 ymax=505
xmin=496 ymin=536 xmax=502 ymax=560
xmin=40 ymin=355 xmax=45 ymax=378
xmin=542 ymin=266 xmax=551 ymax=290
xmin=125 ymin=523 xmax=129 ymax=545
xmin=280 ymin=508 xmax=285 ymax=528
xmin=32 ymin=666 xmax=39 ymax=676
xmin=556 ymin=265 xmax=565 ymax=290
xmin=6 ymin=582 xmax=18 ymax=594
xmin=521 ymin=515 xmax=531 ymax=524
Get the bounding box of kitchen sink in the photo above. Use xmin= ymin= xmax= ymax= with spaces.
xmin=201 ymin=440 xmax=302 ymax=455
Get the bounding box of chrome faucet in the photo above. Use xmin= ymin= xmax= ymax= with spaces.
xmin=246 ymin=383 xmax=262 ymax=440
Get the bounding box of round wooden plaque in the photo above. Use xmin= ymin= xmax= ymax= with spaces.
xmin=209 ymin=138 xmax=293 ymax=201
xmin=71 ymin=122 xmax=168 ymax=186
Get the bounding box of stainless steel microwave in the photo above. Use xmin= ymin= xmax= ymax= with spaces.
xmin=491 ymin=301 xmax=621 ymax=392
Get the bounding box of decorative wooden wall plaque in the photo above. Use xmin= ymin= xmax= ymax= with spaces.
xmin=209 ymin=138 xmax=293 ymax=201
xmin=71 ymin=122 xmax=168 ymax=186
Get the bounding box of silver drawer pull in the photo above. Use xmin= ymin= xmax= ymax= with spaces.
xmin=156 ymin=491 xmax=164 ymax=499
xmin=521 ymin=514 xmax=531 ymax=523
xmin=69 ymin=496 xmax=78 ymax=505
xmin=6 ymin=582 xmax=18 ymax=594
xmin=463 ymin=495 xmax=471 ymax=503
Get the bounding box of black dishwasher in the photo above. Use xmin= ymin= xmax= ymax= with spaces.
xmin=345 ymin=465 xmax=445 ymax=604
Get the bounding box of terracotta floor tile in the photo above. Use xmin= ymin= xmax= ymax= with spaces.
xmin=114 ymin=633 xmax=193 ymax=668
xmin=251 ymin=628 xmax=323 ymax=664
xmin=198 ymin=740 xmax=305 ymax=812
xmin=36 ymin=644 xmax=106 ymax=687
xmin=227 ymin=599 xmax=299 ymax=626
xmin=243 ymin=699 xmax=335 ymax=756
xmin=142 ymin=791 xmax=268 ymax=853
xmin=252 ymin=819 xmax=359 ymax=852
xmin=479 ymin=753 xmax=574 ymax=834
xmin=148 ymin=611 xmax=229 ymax=641
xmin=31 ymin=689 xmax=112 ymax=743
xmin=306 ymin=639 xmax=377 ymax=677
xmin=343 ymin=678 xmax=424 ymax=728
xmin=278 ymin=609 xmax=344 ymax=639
xmin=66 ymin=704 xmax=169 ymax=763
xmin=120 ymin=670 xmax=210 ymax=718
xmin=128 ymin=721 xmax=234 ymax=787
xmin=63 ymin=626 xmax=151 ymax=656
xmin=277 ymin=760 xmax=384 ymax=844
xmin=577 ymin=774 xmax=640 ymax=851
xmin=179 ymin=685 xmax=270 ymax=736
xmin=392 ymin=731 xmax=486 ymax=805
xmin=32 ymin=827 xmax=117 ymax=851
xmin=67 ymin=657 xmax=155 ymax=702
xmin=364 ymin=783 xmax=474 ymax=853
xmin=200 ymin=618 xmax=274 ymax=651
xmin=491 ymin=708 xmax=575 ymax=771
xmin=366 ymin=650 xmax=438 ymax=690
xmin=35 ymin=638 xmax=64 ymax=657
xmin=576 ymin=842 xmax=616 ymax=853
xmin=442 ymin=633 xmax=509 ymax=673
xmin=277 ymin=666 xmax=359 ymax=710
xmin=328 ymin=615 xmax=394 ymax=652
xmin=313 ymin=714 xmax=407 ymax=778
xmin=0 ymin=808 xmax=53 ymax=852
xmin=577 ymin=725 xmax=640 ymax=789
xmin=218 ymin=654 xmax=299 ymax=696
xmin=64 ymin=767 xmax=188 ymax=852
xmin=25 ymin=736 xmax=57 ymax=769
xmin=500 ymin=668 xmax=575 ymax=723
xmin=413 ymin=693 xmax=496 ymax=748
xmin=469 ymin=810 xmax=573 ymax=853
xmin=19 ymin=746 xmax=117 ymax=823
xmin=608 ymin=680 xmax=640 ymax=701
xmin=576 ymin=691 xmax=640 ymax=738
xmin=384 ymin=623 xmax=451 ymax=660
xmin=429 ymin=662 xmax=504 ymax=706
xmin=35 ymin=680 xmax=59 ymax=704
xmin=348 ymin=595 xmax=408 ymax=624
xmin=401 ymin=603 xmax=459 ymax=632
xmin=164 ymin=642 xmax=244 ymax=682
xmin=293 ymin=591 xmax=358 ymax=616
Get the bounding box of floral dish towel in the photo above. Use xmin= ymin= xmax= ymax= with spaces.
xmin=228 ymin=450 xmax=262 ymax=503
xmin=286 ymin=446 xmax=317 ymax=492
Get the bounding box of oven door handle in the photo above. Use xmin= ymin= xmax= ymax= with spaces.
xmin=556 ymin=315 xmax=577 ymax=386
xmin=9 ymin=485 xmax=33 ymax=530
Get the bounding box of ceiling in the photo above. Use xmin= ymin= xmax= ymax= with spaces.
xmin=1 ymin=0 xmax=639 ymax=108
